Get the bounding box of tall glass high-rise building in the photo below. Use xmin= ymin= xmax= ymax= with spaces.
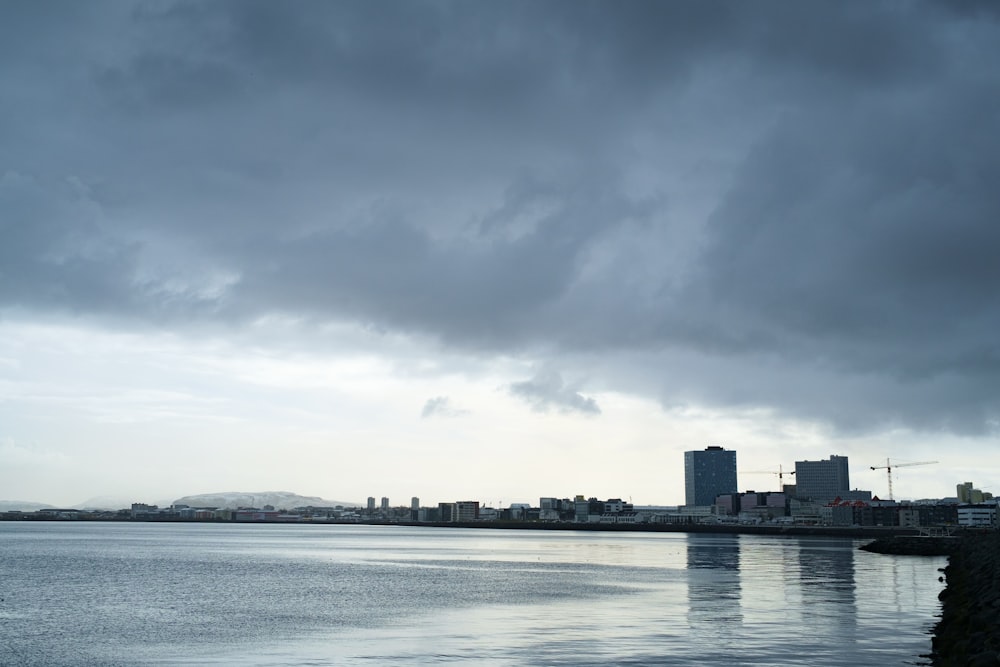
xmin=684 ymin=445 xmax=738 ymax=506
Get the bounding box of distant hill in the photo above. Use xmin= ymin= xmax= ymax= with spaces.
xmin=171 ymin=491 xmax=361 ymax=510
xmin=0 ymin=500 xmax=56 ymax=512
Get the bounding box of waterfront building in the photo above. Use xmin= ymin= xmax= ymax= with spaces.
xmin=411 ymin=497 xmax=420 ymax=521
xmin=539 ymin=497 xmax=574 ymax=521
xmin=597 ymin=498 xmax=636 ymax=523
xmin=684 ymin=446 xmax=738 ymax=507
xmin=367 ymin=497 xmax=375 ymax=514
xmin=794 ymin=455 xmax=850 ymax=504
xmin=957 ymin=503 xmax=998 ymax=528
xmin=736 ymin=491 xmax=787 ymax=520
xmin=380 ymin=497 xmax=389 ymax=513
xmin=508 ymin=503 xmax=531 ymax=520
xmin=715 ymin=494 xmax=738 ymax=515
xmin=438 ymin=502 xmax=455 ymax=522
xmin=131 ymin=503 xmax=159 ymax=519
xmin=454 ymin=501 xmax=479 ymax=522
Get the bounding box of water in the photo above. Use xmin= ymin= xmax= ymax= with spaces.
xmin=0 ymin=523 xmax=944 ymax=666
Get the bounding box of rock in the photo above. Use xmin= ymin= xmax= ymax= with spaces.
xmin=931 ymin=532 xmax=1000 ymax=666
xmin=859 ymin=535 xmax=959 ymax=556
xmin=968 ymin=651 xmax=1000 ymax=667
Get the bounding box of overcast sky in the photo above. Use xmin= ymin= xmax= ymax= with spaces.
xmin=2 ymin=1 xmax=999 ymax=507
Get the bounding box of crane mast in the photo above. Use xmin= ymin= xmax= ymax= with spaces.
xmin=869 ymin=458 xmax=938 ymax=501
xmin=739 ymin=465 xmax=796 ymax=491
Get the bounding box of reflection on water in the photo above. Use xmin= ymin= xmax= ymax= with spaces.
xmin=0 ymin=523 xmax=944 ymax=666
xmin=687 ymin=533 xmax=743 ymax=628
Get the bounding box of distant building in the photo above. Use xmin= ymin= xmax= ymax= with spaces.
xmin=598 ymin=498 xmax=637 ymax=524
xmin=410 ymin=497 xmax=420 ymax=521
xmin=739 ymin=491 xmax=787 ymax=520
xmin=508 ymin=503 xmax=531 ymax=520
xmin=380 ymin=497 xmax=389 ymax=513
xmin=684 ymin=446 xmax=737 ymax=507
xmin=794 ymin=455 xmax=850 ymax=504
xmin=539 ymin=497 xmax=562 ymax=521
xmin=957 ymin=482 xmax=993 ymax=504
xmin=367 ymin=497 xmax=376 ymax=514
xmin=131 ymin=503 xmax=159 ymax=519
xmin=454 ymin=501 xmax=479 ymax=522
xmin=538 ymin=497 xmax=576 ymax=521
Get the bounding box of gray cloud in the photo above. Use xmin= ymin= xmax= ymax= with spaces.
xmin=421 ymin=396 xmax=468 ymax=419
xmin=509 ymin=370 xmax=601 ymax=416
xmin=2 ymin=1 xmax=999 ymax=436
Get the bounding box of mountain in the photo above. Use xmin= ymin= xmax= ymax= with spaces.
xmin=171 ymin=491 xmax=361 ymax=510
xmin=0 ymin=500 xmax=57 ymax=512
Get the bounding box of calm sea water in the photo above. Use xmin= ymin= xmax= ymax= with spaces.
xmin=0 ymin=523 xmax=944 ymax=666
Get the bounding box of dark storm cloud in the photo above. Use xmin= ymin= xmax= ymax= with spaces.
xmin=2 ymin=1 xmax=999 ymax=434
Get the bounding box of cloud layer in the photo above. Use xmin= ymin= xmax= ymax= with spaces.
xmin=3 ymin=0 xmax=1000 ymax=442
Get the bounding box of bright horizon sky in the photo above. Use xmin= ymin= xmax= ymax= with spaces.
xmin=2 ymin=2 xmax=999 ymax=508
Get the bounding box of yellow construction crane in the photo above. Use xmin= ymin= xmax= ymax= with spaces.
xmin=869 ymin=458 xmax=938 ymax=501
xmin=740 ymin=465 xmax=796 ymax=491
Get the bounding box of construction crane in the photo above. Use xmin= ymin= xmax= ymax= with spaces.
xmin=870 ymin=459 xmax=938 ymax=501
xmin=740 ymin=465 xmax=796 ymax=491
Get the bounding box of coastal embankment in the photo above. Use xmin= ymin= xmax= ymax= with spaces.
xmin=859 ymin=534 xmax=960 ymax=556
xmin=930 ymin=531 xmax=1000 ymax=666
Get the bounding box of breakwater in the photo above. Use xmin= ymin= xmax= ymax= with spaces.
xmin=859 ymin=534 xmax=960 ymax=556
xmin=931 ymin=531 xmax=1000 ymax=666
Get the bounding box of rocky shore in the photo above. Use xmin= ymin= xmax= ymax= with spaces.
xmin=930 ymin=531 xmax=1000 ymax=666
xmin=859 ymin=534 xmax=960 ymax=556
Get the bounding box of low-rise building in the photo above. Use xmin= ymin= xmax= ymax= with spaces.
xmin=958 ymin=503 xmax=998 ymax=528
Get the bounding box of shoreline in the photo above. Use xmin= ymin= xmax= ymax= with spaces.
xmin=1 ymin=515 xmax=928 ymax=539
xmin=929 ymin=531 xmax=1000 ymax=666
xmin=391 ymin=519 xmax=927 ymax=539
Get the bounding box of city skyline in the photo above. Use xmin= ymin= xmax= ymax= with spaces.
xmin=0 ymin=450 xmax=970 ymax=511
xmin=2 ymin=2 xmax=999 ymax=507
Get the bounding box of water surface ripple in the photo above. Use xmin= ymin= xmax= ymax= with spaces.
xmin=0 ymin=523 xmax=943 ymax=666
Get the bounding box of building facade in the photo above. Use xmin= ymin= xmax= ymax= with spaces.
xmin=958 ymin=504 xmax=998 ymax=528
xmin=684 ymin=446 xmax=738 ymax=507
xmin=454 ymin=501 xmax=479 ymax=522
xmin=794 ymin=455 xmax=850 ymax=504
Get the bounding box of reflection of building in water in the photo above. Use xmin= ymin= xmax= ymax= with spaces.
xmin=686 ymin=534 xmax=742 ymax=630
xmin=797 ymin=538 xmax=857 ymax=635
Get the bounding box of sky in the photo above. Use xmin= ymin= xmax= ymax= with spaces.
xmin=2 ymin=1 xmax=999 ymax=508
